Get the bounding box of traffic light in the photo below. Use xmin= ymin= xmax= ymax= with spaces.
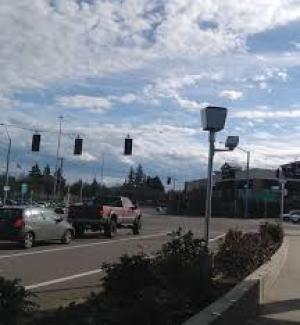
xmin=124 ymin=136 xmax=132 ymax=155
xmin=74 ymin=136 xmax=83 ymax=155
xmin=276 ymin=169 xmax=280 ymax=178
xmin=167 ymin=177 xmax=171 ymax=185
xmin=32 ymin=134 xmax=41 ymax=152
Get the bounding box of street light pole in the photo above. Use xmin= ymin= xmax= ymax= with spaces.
xmin=3 ymin=125 xmax=11 ymax=205
xmin=204 ymin=131 xmax=215 ymax=245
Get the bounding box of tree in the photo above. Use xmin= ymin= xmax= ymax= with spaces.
xmin=43 ymin=164 xmax=51 ymax=176
xmin=29 ymin=163 xmax=42 ymax=177
xmin=135 ymin=164 xmax=146 ymax=187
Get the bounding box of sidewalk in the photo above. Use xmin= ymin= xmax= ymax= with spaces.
xmin=248 ymin=231 xmax=300 ymax=324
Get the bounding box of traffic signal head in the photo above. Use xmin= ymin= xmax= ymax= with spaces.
xmin=124 ymin=136 xmax=132 ymax=155
xmin=167 ymin=177 xmax=171 ymax=185
xmin=74 ymin=137 xmax=83 ymax=155
xmin=32 ymin=134 xmax=41 ymax=152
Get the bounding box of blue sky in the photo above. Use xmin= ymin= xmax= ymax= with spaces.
xmin=1 ymin=0 xmax=300 ymax=187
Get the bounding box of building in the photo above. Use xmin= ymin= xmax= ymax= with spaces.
xmin=184 ymin=162 xmax=300 ymax=217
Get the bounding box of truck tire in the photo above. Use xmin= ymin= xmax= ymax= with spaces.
xmin=132 ymin=218 xmax=141 ymax=235
xmin=104 ymin=219 xmax=117 ymax=238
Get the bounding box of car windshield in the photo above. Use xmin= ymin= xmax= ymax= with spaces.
xmin=95 ymin=197 xmax=121 ymax=206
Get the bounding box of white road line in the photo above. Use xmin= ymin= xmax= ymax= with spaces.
xmin=25 ymin=269 xmax=103 ymax=290
xmin=24 ymin=233 xmax=226 ymax=291
xmin=209 ymin=233 xmax=225 ymax=242
xmin=0 ymin=232 xmax=170 ymax=260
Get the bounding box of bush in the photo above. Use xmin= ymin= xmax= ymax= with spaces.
xmin=260 ymin=222 xmax=283 ymax=245
xmin=0 ymin=277 xmax=36 ymax=325
xmin=38 ymin=229 xmax=215 ymax=325
xmin=215 ymin=223 xmax=283 ymax=280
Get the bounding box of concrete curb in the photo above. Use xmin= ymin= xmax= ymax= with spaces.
xmin=183 ymin=237 xmax=289 ymax=325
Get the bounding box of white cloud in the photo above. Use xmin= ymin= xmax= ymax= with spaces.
xmin=233 ymin=109 xmax=300 ymax=119
xmin=219 ymin=90 xmax=243 ymax=100
xmin=58 ymin=95 xmax=112 ymax=111
xmin=1 ymin=0 xmax=300 ymax=95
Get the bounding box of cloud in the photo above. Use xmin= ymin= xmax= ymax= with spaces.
xmin=58 ymin=95 xmax=112 ymax=111
xmin=1 ymin=0 xmax=300 ymax=95
xmin=219 ymin=90 xmax=243 ymax=100
xmin=233 ymin=108 xmax=300 ymax=119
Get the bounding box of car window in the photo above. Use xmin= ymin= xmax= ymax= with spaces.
xmin=0 ymin=209 xmax=23 ymax=221
xmin=42 ymin=210 xmax=56 ymax=220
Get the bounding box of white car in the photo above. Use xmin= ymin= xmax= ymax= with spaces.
xmin=283 ymin=210 xmax=300 ymax=223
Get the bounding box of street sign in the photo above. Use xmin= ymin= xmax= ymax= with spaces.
xmin=3 ymin=186 xmax=10 ymax=192
xmin=271 ymin=186 xmax=280 ymax=191
xmin=21 ymin=183 xmax=28 ymax=194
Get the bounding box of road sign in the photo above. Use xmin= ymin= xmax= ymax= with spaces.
xmin=3 ymin=186 xmax=10 ymax=192
xmin=21 ymin=183 xmax=28 ymax=194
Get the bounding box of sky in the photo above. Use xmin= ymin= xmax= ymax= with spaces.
xmin=1 ymin=0 xmax=300 ymax=187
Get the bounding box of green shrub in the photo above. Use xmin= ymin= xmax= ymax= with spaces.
xmin=215 ymin=224 xmax=283 ymax=280
xmin=0 ymin=277 xmax=36 ymax=325
xmin=38 ymin=229 xmax=214 ymax=325
xmin=260 ymin=222 xmax=283 ymax=245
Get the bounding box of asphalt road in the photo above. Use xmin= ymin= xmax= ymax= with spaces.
xmin=0 ymin=209 xmax=295 ymax=310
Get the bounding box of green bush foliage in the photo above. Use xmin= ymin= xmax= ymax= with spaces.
xmin=38 ymin=229 xmax=214 ymax=325
xmin=0 ymin=277 xmax=36 ymax=325
xmin=215 ymin=223 xmax=284 ymax=280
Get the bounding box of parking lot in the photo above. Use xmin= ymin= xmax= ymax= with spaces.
xmin=0 ymin=209 xmax=295 ymax=309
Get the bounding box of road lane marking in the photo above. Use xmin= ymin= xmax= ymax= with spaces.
xmin=25 ymin=269 xmax=103 ymax=290
xmin=209 ymin=233 xmax=225 ymax=242
xmin=24 ymin=233 xmax=226 ymax=290
xmin=0 ymin=232 xmax=170 ymax=260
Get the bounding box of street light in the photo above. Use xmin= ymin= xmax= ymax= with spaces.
xmin=236 ymin=147 xmax=251 ymax=219
xmin=201 ymin=106 xmax=239 ymax=247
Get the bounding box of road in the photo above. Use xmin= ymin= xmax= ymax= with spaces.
xmin=0 ymin=209 xmax=294 ymax=310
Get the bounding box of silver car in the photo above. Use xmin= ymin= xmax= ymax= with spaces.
xmin=0 ymin=206 xmax=74 ymax=248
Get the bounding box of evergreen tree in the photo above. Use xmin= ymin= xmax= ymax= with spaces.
xmin=135 ymin=164 xmax=146 ymax=187
xmin=29 ymin=163 xmax=42 ymax=177
xmin=43 ymin=164 xmax=51 ymax=176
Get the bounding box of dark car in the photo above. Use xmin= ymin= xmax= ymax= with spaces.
xmin=0 ymin=206 xmax=74 ymax=248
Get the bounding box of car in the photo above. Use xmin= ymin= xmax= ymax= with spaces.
xmin=68 ymin=196 xmax=142 ymax=238
xmin=283 ymin=210 xmax=300 ymax=223
xmin=0 ymin=206 xmax=74 ymax=248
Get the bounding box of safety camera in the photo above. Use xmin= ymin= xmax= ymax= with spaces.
xmin=225 ymin=136 xmax=239 ymax=151
xmin=201 ymin=106 xmax=228 ymax=132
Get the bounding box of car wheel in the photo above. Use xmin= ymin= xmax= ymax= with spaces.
xmin=132 ymin=218 xmax=141 ymax=235
xmin=104 ymin=219 xmax=117 ymax=238
xmin=61 ymin=230 xmax=72 ymax=244
xmin=22 ymin=232 xmax=34 ymax=249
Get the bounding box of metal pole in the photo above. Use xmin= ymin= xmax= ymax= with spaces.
xmin=101 ymin=153 xmax=104 ymax=185
xmin=244 ymin=151 xmax=250 ymax=218
xmin=80 ymin=179 xmax=83 ymax=202
xmin=57 ymin=157 xmax=64 ymax=200
xmin=3 ymin=126 xmax=11 ymax=205
xmin=280 ymin=180 xmax=285 ymax=223
xmin=204 ymin=131 xmax=215 ymax=246
xmin=53 ymin=116 xmax=63 ymax=199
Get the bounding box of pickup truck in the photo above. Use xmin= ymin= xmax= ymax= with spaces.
xmin=68 ymin=196 xmax=142 ymax=238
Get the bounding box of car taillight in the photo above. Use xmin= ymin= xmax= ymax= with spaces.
xmin=14 ymin=218 xmax=24 ymax=228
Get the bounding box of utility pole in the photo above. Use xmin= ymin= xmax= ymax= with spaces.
xmin=101 ymin=153 xmax=105 ymax=186
xmin=57 ymin=157 xmax=64 ymax=200
xmin=53 ymin=116 xmax=63 ymax=199
xmin=80 ymin=179 xmax=83 ymax=202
